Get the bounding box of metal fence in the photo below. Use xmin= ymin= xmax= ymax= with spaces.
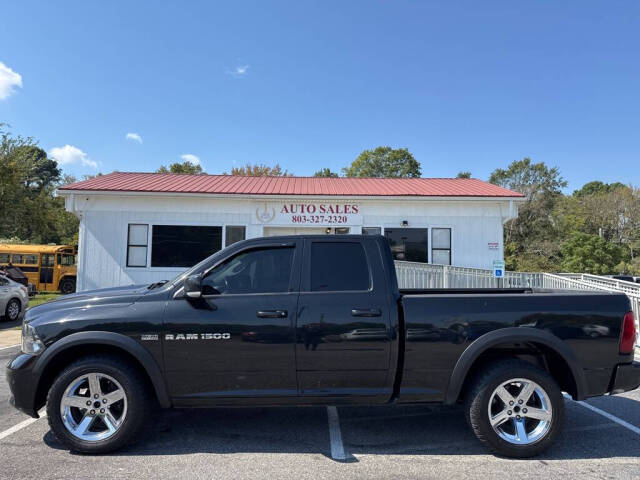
xmin=394 ymin=261 xmax=640 ymax=339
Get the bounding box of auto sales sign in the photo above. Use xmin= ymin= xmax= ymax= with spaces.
xmin=252 ymin=202 xmax=363 ymax=226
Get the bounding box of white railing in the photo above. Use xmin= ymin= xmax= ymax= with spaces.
xmin=394 ymin=262 xmax=640 ymax=340
xmin=394 ymin=261 xmax=543 ymax=289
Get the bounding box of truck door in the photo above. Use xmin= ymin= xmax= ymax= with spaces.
xmin=162 ymin=241 xmax=302 ymax=402
xmin=296 ymin=238 xmax=393 ymax=401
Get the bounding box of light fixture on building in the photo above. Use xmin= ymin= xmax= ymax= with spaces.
xmin=325 ymin=227 xmax=332 ymax=234
xmin=401 ymin=220 xmax=409 ymax=227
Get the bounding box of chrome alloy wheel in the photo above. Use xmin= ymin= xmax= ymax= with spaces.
xmin=488 ymin=378 xmax=553 ymax=445
xmin=7 ymin=299 xmax=20 ymax=321
xmin=60 ymin=373 xmax=127 ymax=441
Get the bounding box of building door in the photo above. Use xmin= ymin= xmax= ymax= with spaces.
xmin=162 ymin=241 xmax=302 ymax=402
xmin=296 ymin=238 xmax=393 ymax=401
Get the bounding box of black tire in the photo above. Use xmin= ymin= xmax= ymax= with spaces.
xmin=59 ymin=278 xmax=76 ymax=295
xmin=4 ymin=298 xmax=21 ymax=322
xmin=46 ymin=355 xmax=151 ymax=453
xmin=465 ymin=359 xmax=564 ymax=458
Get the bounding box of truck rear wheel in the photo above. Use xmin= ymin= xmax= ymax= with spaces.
xmin=46 ymin=355 xmax=150 ymax=453
xmin=465 ymin=359 xmax=564 ymax=458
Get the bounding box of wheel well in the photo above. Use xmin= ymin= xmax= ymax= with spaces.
xmin=35 ymin=344 xmax=156 ymax=411
xmin=58 ymin=276 xmax=76 ymax=286
xmin=458 ymin=342 xmax=578 ymax=401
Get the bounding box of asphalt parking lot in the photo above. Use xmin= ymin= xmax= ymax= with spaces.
xmin=1 ymin=344 xmax=639 ymax=480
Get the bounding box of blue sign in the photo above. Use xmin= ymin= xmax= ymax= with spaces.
xmin=493 ymin=260 xmax=506 ymax=278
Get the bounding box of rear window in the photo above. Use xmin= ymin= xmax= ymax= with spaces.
xmin=310 ymin=242 xmax=370 ymax=292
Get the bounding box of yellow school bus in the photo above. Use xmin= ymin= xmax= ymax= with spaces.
xmin=0 ymin=244 xmax=77 ymax=294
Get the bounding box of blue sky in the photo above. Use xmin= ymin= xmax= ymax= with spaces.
xmin=0 ymin=1 xmax=638 ymax=191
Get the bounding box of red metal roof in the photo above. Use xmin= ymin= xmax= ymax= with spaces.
xmin=58 ymin=172 xmax=524 ymax=198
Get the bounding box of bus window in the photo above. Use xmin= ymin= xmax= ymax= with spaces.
xmin=24 ymin=254 xmax=38 ymax=265
xmin=12 ymin=254 xmax=24 ymax=264
xmin=0 ymin=254 xmax=9 ymax=263
xmin=57 ymin=254 xmax=76 ymax=266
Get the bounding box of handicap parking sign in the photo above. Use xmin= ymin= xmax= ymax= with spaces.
xmin=493 ymin=260 xmax=505 ymax=278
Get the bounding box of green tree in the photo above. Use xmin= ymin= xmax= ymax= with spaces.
xmin=573 ymin=180 xmax=626 ymax=197
xmin=489 ymin=158 xmax=567 ymax=272
xmin=156 ymin=161 xmax=203 ymax=174
xmin=226 ymin=163 xmax=292 ymax=176
xmin=313 ymin=168 xmax=339 ymax=178
xmin=561 ymin=232 xmax=625 ymax=274
xmin=456 ymin=171 xmax=472 ymax=179
xmin=343 ymin=146 xmax=421 ymax=178
xmin=0 ymin=124 xmax=78 ymax=244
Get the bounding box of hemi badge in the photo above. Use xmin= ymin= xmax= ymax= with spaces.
xmin=141 ymin=334 xmax=159 ymax=341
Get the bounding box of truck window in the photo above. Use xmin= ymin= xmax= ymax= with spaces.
xmin=202 ymin=247 xmax=294 ymax=295
xmin=310 ymin=242 xmax=370 ymax=292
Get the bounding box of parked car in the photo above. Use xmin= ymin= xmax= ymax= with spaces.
xmin=0 ymin=274 xmax=29 ymax=322
xmin=7 ymin=235 xmax=640 ymax=458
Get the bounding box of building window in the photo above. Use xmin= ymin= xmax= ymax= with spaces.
xmin=151 ymin=225 xmax=222 ymax=268
xmin=310 ymin=242 xmax=370 ymax=292
xmin=384 ymin=228 xmax=428 ymax=263
xmin=127 ymin=224 xmax=149 ymax=267
xmin=334 ymin=227 xmax=350 ymax=234
xmin=362 ymin=227 xmax=381 ymax=235
xmin=432 ymin=228 xmax=451 ymax=265
xmin=225 ymin=226 xmax=246 ymax=247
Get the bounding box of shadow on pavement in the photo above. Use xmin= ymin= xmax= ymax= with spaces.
xmin=41 ymin=396 xmax=640 ymax=461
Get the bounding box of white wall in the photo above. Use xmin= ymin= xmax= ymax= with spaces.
xmin=66 ymin=193 xmax=515 ymax=291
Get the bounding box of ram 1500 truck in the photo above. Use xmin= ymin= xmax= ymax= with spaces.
xmin=7 ymin=235 xmax=640 ymax=457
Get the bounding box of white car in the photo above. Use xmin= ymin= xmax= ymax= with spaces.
xmin=0 ymin=275 xmax=29 ymax=322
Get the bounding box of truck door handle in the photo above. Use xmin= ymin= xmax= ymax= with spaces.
xmin=256 ymin=310 xmax=288 ymax=318
xmin=351 ymin=308 xmax=381 ymax=317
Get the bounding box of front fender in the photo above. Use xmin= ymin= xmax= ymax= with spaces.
xmin=444 ymin=327 xmax=588 ymax=404
xmin=34 ymin=331 xmax=171 ymax=408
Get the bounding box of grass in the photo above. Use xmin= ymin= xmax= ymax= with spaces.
xmin=29 ymin=292 xmax=63 ymax=308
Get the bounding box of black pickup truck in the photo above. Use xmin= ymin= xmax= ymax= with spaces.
xmin=7 ymin=235 xmax=639 ymax=457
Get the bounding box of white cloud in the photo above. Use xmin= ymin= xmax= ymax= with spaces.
xmin=125 ymin=132 xmax=143 ymax=143
xmin=0 ymin=62 xmax=22 ymax=100
xmin=225 ymin=64 xmax=250 ymax=78
xmin=180 ymin=153 xmax=201 ymax=166
xmin=49 ymin=145 xmax=98 ymax=169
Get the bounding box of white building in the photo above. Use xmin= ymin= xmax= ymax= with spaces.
xmin=58 ymin=173 xmax=524 ymax=291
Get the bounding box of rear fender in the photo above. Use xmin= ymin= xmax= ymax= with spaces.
xmin=444 ymin=327 xmax=588 ymax=404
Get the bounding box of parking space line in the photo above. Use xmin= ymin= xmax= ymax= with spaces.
xmin=0 ymin=412 xmax=47 ymax=441
xmin=327 ymin=406 xmax=346 ymax=460
xmin=565 ymin=394 xmax=640 ymax=436
xmin=0 ymin=344 xmax=20 ymax=351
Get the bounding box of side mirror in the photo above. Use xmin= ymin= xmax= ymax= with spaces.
xmin=184 ymin=274 xmax=202 ymax=298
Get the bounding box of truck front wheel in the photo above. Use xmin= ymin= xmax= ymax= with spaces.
xmin=465 ymin=359 xmax=564 ymax=458
xmin=46 ymin=355 xmax=150 ymax=453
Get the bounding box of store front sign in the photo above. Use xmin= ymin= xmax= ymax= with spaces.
xmin=252 ymin=202 xmax=362 ymax=226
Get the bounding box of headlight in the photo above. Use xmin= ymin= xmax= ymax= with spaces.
xmin=21 ymin=323 xmax=45 ymax=355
